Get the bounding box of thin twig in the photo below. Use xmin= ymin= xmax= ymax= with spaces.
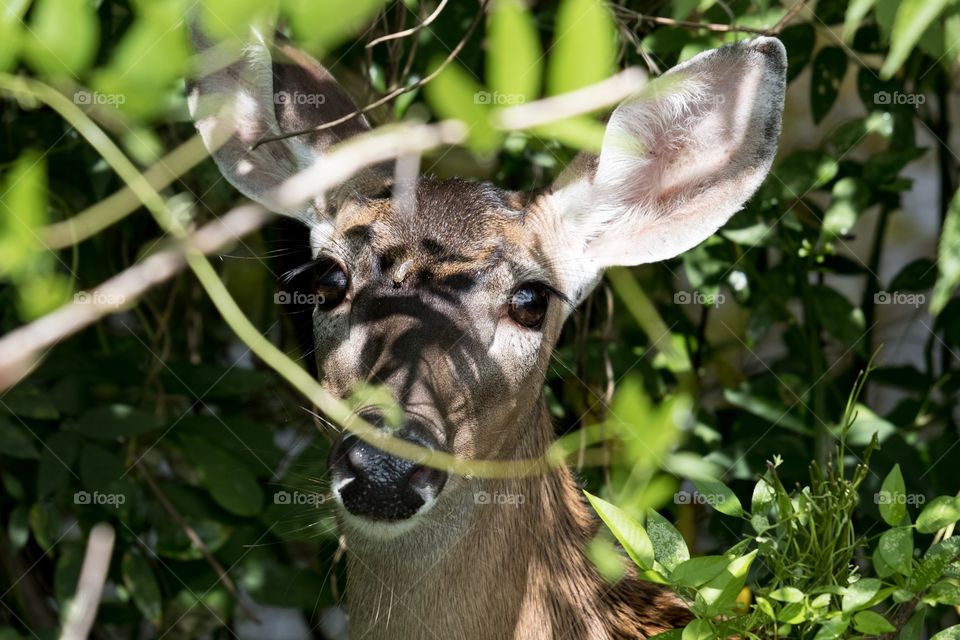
xmin=770 ymin=0 xmax=807 ymax=35
xmin=252 ymin=0 xmax=486 ymax=150
xmin=492 ymin=67 xmax=646 ymax=131
xmin=366 ymin=0 xmax=450 ymax=49
xmin=60 ymin=523 xmax=115 ymax=640
xmin=0 ymin=205 xmax=271 ymax=390
xmin=610 ymin=6 xmax=775 ymax=36
xmin=138 ymin=468 xmax=260 ymax=623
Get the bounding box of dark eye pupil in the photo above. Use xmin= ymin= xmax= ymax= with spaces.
xmin=280 ymin=258 xmax=349 ymax=310
xmin=509 ymin=284 xmax=549 ymax=329
xmin=313 ymin=260 xmax=349 ymax=309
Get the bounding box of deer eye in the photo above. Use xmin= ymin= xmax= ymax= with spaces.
xmin=508 ymin=283 xmax=550 ymax=329
xmin=312 ymin=258 xmax=350 ymax=310
xmin=281 ymin=257 xmax=349 ymax=310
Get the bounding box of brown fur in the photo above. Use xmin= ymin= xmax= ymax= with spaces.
xmin=189 ymin=30 xmax=786 ymax=640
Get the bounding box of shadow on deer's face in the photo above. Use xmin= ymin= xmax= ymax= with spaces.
xmin=304 ymin=178 xmax=574 ymax=532
xmin=189 ymin=28 xmax=786 ymax=538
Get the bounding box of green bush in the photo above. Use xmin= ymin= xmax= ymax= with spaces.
xmin=0 ymin=0 xmax=959 ymax=638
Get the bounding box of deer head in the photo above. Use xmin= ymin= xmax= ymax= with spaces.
xmin=189 ymin=32 xmax=786 ymax=544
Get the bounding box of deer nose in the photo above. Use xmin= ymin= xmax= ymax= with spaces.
xmin=328 ymin=420 xmax=447 ymax=522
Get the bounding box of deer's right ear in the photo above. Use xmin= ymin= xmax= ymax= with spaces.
xmin=538 ymin=37 xmax=786 ymax=304
xmin=188 ymin=28 xmax=374 ymax=223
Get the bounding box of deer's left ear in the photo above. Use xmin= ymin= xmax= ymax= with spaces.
xmin=542 ymin=37 xmax=786 ymax=300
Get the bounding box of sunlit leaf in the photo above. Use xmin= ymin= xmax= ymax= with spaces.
xmin=916 ymin=496 xmax=960 ymax=534
xmin=585 ymin=492 xmax=654 ymax=570
xmin=881 ymin=0 xmax=952 ymax=79
xmin=878 ymin=464 xmax=907 ymax=525
xmin=487 ymin=0 xmax=541 ymax=104
xmin=546 ymin=0 xmax=616 ymax=95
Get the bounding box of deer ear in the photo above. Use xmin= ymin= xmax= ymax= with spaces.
xmin=188 ymin=28 xmax=377 ymax=223
xmin=545 ymin=37 xmax=786 ymax=295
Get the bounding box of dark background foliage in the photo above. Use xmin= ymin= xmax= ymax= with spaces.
xmin=0 ymin=0 xmax=958 ymax=638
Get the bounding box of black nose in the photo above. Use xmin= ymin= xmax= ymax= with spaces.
xmin=328 ymin=419 xmax=447 ymax=522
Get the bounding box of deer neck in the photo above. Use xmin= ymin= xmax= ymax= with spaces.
xmin=341 ymin=401 xmax=689 ymax=639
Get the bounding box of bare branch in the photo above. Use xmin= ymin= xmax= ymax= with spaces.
xmin=0 ymin=205 xmax=271 ymax=391
xmin=60 ymin=524 xmax=115 ymax=640
xmin=252 ymin=1 xmax=487 ymax=150
xmin=139 ymin=468 xmax=259 ymax=622
xmin=492 ymin=68 xmax=647 ymax=131
xmin=366 ymin=0 xmax=450 ymax=49
xmin=610 ymin=5 xmax=777 ymax=36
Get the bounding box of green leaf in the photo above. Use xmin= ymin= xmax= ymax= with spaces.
xmin=38 ymin=431 xmax=80 ymax=498
xmin=285 ymin=0 xmax=390 ymax=52
xmin=691 ymin=479 xmax=744 ymax=517
xmin=546 ymin=0 xmax=617 ymax=95
xmin=24 ymin=0 xmax=98 ymax=77
xmin=878 ymin=526 xmax=914 ymax=576
xmin=424 ymin=57 xmax=499 ymax=152
xmin=932 ymin=188 xmax=960 ymax=314
xmin=842 ymin=577 xmax=882 ymax=612
xmin=584 ymin=492 xmax=654 ymax=570
xmin=0 ymin=416 xmax=39 ymax=459
xmin=931 ymin=624 xmax=960 ymax=640
xmin=881 ymin=0 xmax=953 ymax=79
xmin=670 ymin=555 xmax=730 ymax=588
xmin=890 ymin=258 xmax=938 ymax=293
xmin=878 ymin=464 xmax=907 ymax=525
xmin=696 ymin=551 xmax=757 ymax=617
xmin=28 ymin=502 xmax=60 ymax=550
xmin=910 ymin=537 xmax=960 ymax=592
xmin=488 ymin=0 xmax=542 ymax=104
xmin=73 ymin=405 xmax=162 ymax=441
xmin=768 ymin=587 xmax=805 ymax=603
xmin=823 ymin=177 xmax=869 ymax=239
xmin=917 ymin=496 xmax=960 ymax=534
xmin=779 ymin=24 xmax=816 ymax=82
xmin=853 ymin=610 xmax=896 ymax=634
xmin=810 ymin=285 xmax=866 ymax=348
xmin=843 ymin=0 xmax=878 ymax=42
xmin=122 ymin=550 xmax=162 ymax=625
xmin=681 ymin=618 xmax=713 ymax=640
xmin=7 ymin=506 xmax=29 ymax=551
xmin=181 ymin=435 xmax=264 ymax=517
xmin=900 ymin=608 xmax=925 ymax=640
xmin=751 ymin=477 xmax=776 ymax=514
xmin=645 ymin=509 xmax=689 ymax=571
xmin=813 ymin=616 xmax=850 ymax=639
xmin=810 ymin=47 xmax=847 ymax=124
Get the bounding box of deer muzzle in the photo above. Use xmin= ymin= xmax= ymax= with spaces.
xmin=328 ymin=415 xmax=448 ymax=522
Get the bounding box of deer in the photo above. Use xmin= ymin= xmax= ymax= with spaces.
xmin=188 ymin=25 xmax=786 ymax=640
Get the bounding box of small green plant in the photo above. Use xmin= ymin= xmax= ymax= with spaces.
xmin=588 ymin=366 xmax=960 ymax=639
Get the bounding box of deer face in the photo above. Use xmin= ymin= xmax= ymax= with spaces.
xmin=189 ymin=31 xmax=786 ymax=535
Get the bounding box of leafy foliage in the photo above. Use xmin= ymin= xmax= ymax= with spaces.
xmin=0 ymin=0 xmax=959 ymax=638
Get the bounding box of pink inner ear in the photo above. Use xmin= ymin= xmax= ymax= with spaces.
xmin=583 ymin=38 xmax=786 ymax=268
